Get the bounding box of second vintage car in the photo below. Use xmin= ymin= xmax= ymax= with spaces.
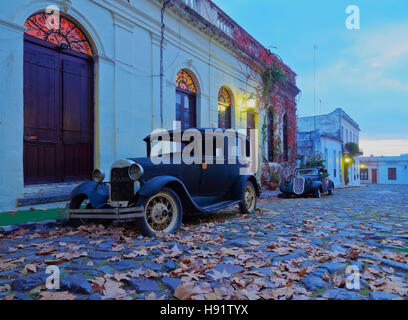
xmin=67 ymin=128 xmax=260 ymax=236
xmin=279 ymin=166 xmax=334 ymax=198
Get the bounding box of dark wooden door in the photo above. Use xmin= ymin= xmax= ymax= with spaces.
xmin=23 ymin=36 xmax=93 ymax=185
xmin=372 ymin=169 xmax=377 ymax=184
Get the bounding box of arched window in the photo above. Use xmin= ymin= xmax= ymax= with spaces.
xmin=283 ymin=114 xmax=289 ymax=161
xmin=24 ymin=12 xmax=92 ymax=56
xmin=218 ymin=87 xmax=232 ymax=129
xmin=176 ymin=70 xmax=197 ymax=129
xmin=268 ymin=110 xmax=274 ymax=162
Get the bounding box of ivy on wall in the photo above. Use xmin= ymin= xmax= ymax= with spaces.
xmin=233 ymin=40 xmax=299 ymax=188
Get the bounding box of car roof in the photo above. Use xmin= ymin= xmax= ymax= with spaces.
xmin=296 ymin=166 xmax=322 ymax=170
xmin=144 ymin=128 xmax=250 ymax=142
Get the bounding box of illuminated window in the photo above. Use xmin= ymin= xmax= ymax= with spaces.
xmin=176 ymin=70 xmax=197 ymax=129
xmin=176 ymin=70 xmax=196 ymax=93
xmin=24 ymin=12 xmax=92 ymax=56
xmin=218 ymin=87 xmax=232 ymax=129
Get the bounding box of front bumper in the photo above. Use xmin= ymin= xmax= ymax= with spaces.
xmin=63 ymin=206 xmax=144 ymax=220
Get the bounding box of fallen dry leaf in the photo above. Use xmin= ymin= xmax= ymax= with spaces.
xmin=174 ymin=281 xmax=196 ymax=300
xmin=39 ymin=291 xmax=77 ymax=300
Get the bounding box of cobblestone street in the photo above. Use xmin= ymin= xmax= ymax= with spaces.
xmin=1 ymin=185 xmax=407 ymax=300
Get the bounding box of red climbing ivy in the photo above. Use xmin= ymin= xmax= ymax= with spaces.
xmin=233 ymin=27 xmax=299 ymax=187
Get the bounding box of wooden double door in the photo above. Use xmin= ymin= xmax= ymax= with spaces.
xmin=23 ymin=36 xmax=94 ymax=185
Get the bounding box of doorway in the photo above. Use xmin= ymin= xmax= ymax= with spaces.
xmin=23 ymin=34 xmax=94 ymax=185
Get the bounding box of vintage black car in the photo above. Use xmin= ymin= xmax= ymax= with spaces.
xmin=279 ymin=166 xmax=334 ymax=198
xmin=67 ymin=128 xmax=260 ymax=236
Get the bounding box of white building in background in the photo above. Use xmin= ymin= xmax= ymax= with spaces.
xmin=360 ymin=154 xmax=408 ymax=185
xmin=0 ymin=0 xmax=299 ymax=211
xmin=297 ymin=108 xmax=361 ymax=187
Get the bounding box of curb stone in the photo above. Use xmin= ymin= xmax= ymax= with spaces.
xmin=0 ymin=219 xmax=67 ymax=235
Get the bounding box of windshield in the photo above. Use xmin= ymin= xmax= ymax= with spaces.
xmin=296 ymin=168 xmax=318 ymax=177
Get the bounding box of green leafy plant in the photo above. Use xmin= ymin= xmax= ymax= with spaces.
xmin=261 ymin=65 xmax=287 ymax=101
xmin=301 ymin=153 xmax=326 ymax=168
xmin=270 ymin=170 xmax=281 ymax=184
xmin=300 ymin=153 xmax=329 ymax=178
xmin=345 ymin=142 xmax=360 ymax=157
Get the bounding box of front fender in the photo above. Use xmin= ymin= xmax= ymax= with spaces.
xmin=139 ymin=176 xmax=188 ymax=198
xmin=138 ymin=176 xmax=199 ymax=213
xmin=309 ymin=181 xmax=322 ymax=192
xmin=70 ymin=181 xmax=109 ymax=209
xmin=279 ymin=183 xmax=293 ymax=193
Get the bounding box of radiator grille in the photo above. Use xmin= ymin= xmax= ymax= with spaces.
xmin=293 ymin=177 xmax=305 ymax=195
xmin=110 ymin=167 xmax=134 ymax=202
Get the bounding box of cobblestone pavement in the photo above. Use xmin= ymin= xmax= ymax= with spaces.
xmin=1 ymin=185 xmax=407 ymax=300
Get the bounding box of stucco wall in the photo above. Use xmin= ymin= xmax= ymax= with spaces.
xmin=0 ymin=0 xmax=268 ymax=211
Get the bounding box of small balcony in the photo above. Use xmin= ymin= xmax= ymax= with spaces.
xmin=174 ymin=0 xmax=296 ymax=83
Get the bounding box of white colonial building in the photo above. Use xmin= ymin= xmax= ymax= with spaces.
xmin=0 ymin=0 xmax=298 ymax=211
xmin=360 ymin=154 xmax=408 ymax=185
xmin=297 ymin=108 xmax=361 ymax=187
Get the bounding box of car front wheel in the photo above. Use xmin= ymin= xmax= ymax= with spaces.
xmin=239 ymin=181 xmax=257 ymax=214
xmin=329 ymin=185 xmax=334 ymax=195
xmin=135 ymin=188 xmax=183 ymax=237
xmin=314 ymin=188 xmax=321 ymax=198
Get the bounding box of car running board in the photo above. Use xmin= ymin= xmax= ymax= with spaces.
xmin=200 ymin=200 xmax=241 ymax=213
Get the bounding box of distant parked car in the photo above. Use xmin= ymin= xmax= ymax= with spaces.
xmin=279 ymin=166 xmax=334 ymax=198
xmin=67 ymin=129 xmax=260 ymax=236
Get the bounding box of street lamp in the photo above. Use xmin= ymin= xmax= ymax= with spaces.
xmin=241 ymin=95 xmax=257 ymax=113
xmin=246 ymin=97 xmax=256 ymax=110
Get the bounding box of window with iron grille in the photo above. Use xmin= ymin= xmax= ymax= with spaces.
xmin=360 ymin=168 xmax=368 ymax=180
xmin=388 ymin=168 xmax=397 ymax=180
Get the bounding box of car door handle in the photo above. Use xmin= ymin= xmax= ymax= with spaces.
xmin=24 ymin=136 xmax=38 ymax=141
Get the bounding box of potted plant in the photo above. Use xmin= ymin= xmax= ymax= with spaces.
xmin=269 ymin=170 xmax=280 ymax=190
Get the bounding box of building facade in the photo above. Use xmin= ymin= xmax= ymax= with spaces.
xmin=297 ymin=130 xmax=343 ymax=186
xmin=360 ymin=154 xmax=408 ymax=185
xmin=297 ymin=108 xmax=361 ymax=187
xmin=0 ymin=0 xmax=298 ymax=211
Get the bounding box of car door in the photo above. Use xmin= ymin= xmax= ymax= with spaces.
xmin=320 ymin=169 xmax=330 ymax=192
xmin=200 ymin=134 xmax=235 ymax=196
xmin=172 ymin=140 xmax=202 ymax=196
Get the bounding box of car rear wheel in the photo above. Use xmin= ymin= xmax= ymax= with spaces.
xmin=135 ymin=188 xmax=183 ymax=237
xmin=239 ymin=181 xmax=257 ymax=214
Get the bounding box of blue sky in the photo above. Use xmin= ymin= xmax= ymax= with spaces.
xmin=215 ymin=0 xmax=408 ymax=156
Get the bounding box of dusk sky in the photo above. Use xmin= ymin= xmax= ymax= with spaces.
xmin=215 ymin=0 xmax=408 ymax=156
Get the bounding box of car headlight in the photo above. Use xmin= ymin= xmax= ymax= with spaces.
xmin=128 ymin=163 xmax=144 ymax=181
xmin=92 ymin=169 xmax=105 ymax=183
